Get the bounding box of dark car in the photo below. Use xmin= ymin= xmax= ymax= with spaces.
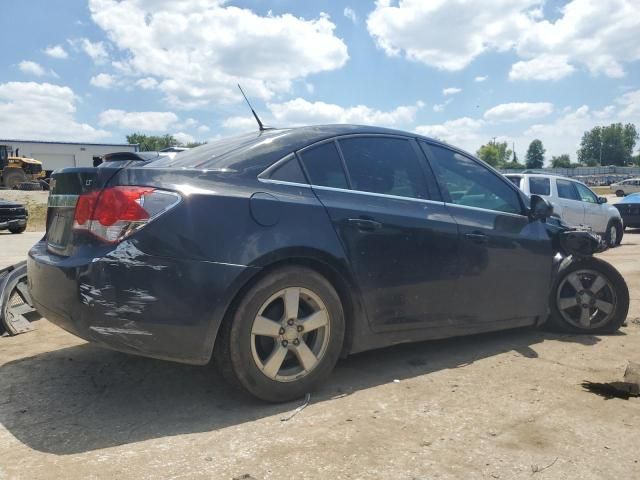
xmin=28 ymin=125 xmax=578 ymax=401
xmin=0 ymin=199 xmax=28 ymax=233
xmin=613 ymin=193 xmax=640 ymax=228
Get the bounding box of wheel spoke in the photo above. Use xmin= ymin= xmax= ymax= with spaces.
xmin=293 ymin=340 xmax=318 ymax=372
xmin=283 ymin=288 xmax=300 ymax=321
xmin=300 ymin=309 xmax=328 ymax=332
xmin=579 ymin=307 xmax=592 ymax=327
xmin=589 ymin=275 xmax=607 ymax=294
xmin=566 ymin=273 xmax=583 ymax=292
xmin=252 ymin=315 xmax=282 ymax=338
xmin=595 ymin=299 xmax=614 ymax=314
xmin=262 ymin=344 xmax=288 ymax=379
xmin=558 ymin=297 xmax=578 ymax=310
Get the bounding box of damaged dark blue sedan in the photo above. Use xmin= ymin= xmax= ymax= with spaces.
xmin=29 ymin=125 xmax=611 ymax=402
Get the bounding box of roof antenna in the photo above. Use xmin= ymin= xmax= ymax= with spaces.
xmin=237 ymin=84 xmax=268 ymax=131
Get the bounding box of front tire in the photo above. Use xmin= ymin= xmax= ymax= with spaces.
xmin=615 ymin=190 xmax=624 ymax=197
xmin=9 ymin=225 xmax=26 ymax=234
xmin=605 ymin=220 xmax=623 ymax=247
xmin=548 ymin=257 xmax=629 ymax=334
xmin=215 ymin=266 xmax=345 ymax=402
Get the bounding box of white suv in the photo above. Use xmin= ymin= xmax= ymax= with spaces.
xmin=505 ymin=173 xmax=623 ymax=246
xmin=610 ymin=178 xmax=640 ymax=197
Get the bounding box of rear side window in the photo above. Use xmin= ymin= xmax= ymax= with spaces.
xmin=338 ymin=137 xmax=428 ymax=199
xmin=268 ymin=154 xmax=307 ymax=184
xmin=427 ymin=145 xmax=522 ymax=214
xmin=529 ymin=177 xmax=550 ymax=196
xmin=556 ymin=179 xmax=580 ymax=200
xmin=299 ymin=142 xmax=348 ymax=189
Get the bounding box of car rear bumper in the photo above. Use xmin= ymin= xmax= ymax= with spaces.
xmin=27 ymin=240 xmax=259 ymax=364
xmin=0 ymin=218 xmax=27 ymax=230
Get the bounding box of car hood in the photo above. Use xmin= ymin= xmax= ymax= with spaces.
xmin=0 ymin=199 xmax=24 ymax=208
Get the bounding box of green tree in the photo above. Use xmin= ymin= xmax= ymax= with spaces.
xmin=184 ymin=141 xmax=206 ymax=148
xmin=126 ymin=133 xmax=179 ymax=151
xmin=525 ymin=139 xmax=545 ymax=169
xmin=577 ymin=123 xmax=638 ymax=166
xmin=476 ymin=140 xmax=512 ymax=167
xmin=551 ymin=154 xmax=571 ymax=168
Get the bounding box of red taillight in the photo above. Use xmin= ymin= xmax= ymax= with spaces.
xmin=74 ymin=186 xmax=180 ymax=243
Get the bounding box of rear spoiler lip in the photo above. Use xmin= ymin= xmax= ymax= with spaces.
xmin=102 ymin=152 xmax=163 ymax=162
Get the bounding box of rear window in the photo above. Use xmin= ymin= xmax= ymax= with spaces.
xmin=529 ymin=177 xmax=550 ymax=196
xmin=506 ymin=175 xmax=522 ymax=188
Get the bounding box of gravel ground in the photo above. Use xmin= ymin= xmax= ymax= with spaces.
xmin=0 ymin=197 xmax=638 ymax=480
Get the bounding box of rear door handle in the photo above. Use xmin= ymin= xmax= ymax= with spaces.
xmin=347 ymin=218 xmax=382 ymax=232
xmin=464 ymin=232 xmax=489 ymax=244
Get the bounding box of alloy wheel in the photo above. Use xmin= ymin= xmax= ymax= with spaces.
xmin=556 ymin=269 xmax=617 ymax=330
xmin=250 ymin=287 xmax=331 ymax=382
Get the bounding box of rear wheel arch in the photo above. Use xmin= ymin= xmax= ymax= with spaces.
xmin=212 ymin=253 xmax=362 ymax=362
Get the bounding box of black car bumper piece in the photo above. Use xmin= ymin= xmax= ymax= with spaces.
xmin=27 ymin=240 xmax=259 ymax=364
xmin=0 ymin=218 xmax=27 ymax=231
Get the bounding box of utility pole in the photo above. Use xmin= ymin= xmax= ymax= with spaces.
xmin=599 ymin=138 xmax=603 ymax=166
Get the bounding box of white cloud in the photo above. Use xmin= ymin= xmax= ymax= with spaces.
xmin=433 ymin=99 xmax=452 ymax=112
xmin=0 ymin=81 xmax=110 ymax=141
xmin=442 ymin=87 xmax=462 ymax=96
xmin=174 ymin=132 xmax=195 ymax=144
xmin=266 ymin=98 xmax=424 ymax=127
xmin=88 ymin=0 xmax=349 ymax=108
xmin=197 ymin=125 xmax=210 ymax=133
xmin=71 ymin=38 xmax=109 ymax=64
xmin=367 ymin=0 xmax=640 ymax=79
xmin=98 ymin=109 xmax=178 ymax=131
xmin=484 ymin=102 xmax=554 ymax=122
xmin=90 ymin=73 xmax=117 ymax=88
xmin=415 ymin=117 xmax=485 ymax=152
xmin=222 ymin=116 xmax=260 ymax=130
xmin=367 ymin=0 xmax=539 ymax=71
xmin=44 ymin=45 xmax=68 ymax=59
xmin=18 ymin=61 xmax=55 ymax=77
xmin=344 ymin=7 xmax=357 ymax=24
xmin=474 ymin=75 xmax=488 ymax=82
xmin=136 ymin=77 xmax=158 ymax=89
xmin=509 ymin=54 xmax=575 ymax=81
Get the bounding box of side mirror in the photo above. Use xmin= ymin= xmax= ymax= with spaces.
xmin=529 ymin=194 xmax=553 ymax=220
xmin=597 ymin=196 xmax=608 ymax=204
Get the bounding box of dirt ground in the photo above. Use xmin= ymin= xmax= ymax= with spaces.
xmin=1 ymin=224 xmax=639 ymax=479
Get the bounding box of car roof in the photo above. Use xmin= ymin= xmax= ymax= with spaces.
xmin=618 ymin=192 xmax=640 ymax=203
xmin=147 ymin=124 xmax=450 ymax=176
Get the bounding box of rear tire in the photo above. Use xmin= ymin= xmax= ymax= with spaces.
xmin=547 ymin=257 xmax=629 ymax=334
xmin=215 ymin=266 xmax=345 ymax=402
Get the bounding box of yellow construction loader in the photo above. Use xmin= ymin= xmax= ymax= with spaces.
xmin=0 ymin=145 xmax=46 ymax=189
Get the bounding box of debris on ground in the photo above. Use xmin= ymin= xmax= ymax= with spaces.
xmin=280 ymin=393 xmax=311 ymax=422
xmin=531 ymin=457 xmax=558 ymax=474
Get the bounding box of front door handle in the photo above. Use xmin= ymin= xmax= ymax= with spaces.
xmin=348 ymin=218 xmax=382 ymax=232
xmin=464 ymin=232 xmax=489 ymax=244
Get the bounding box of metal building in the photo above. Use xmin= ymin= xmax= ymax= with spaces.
xmin=0 ymin=139 xmax=139 ymax=174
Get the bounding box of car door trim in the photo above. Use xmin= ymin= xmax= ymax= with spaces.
xmin=309 ymin=184 xmax=446 ymax=206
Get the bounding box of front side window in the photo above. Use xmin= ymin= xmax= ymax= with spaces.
xmin=529 ymin=177 xmax=550 ymax=196
xmin=575 ymin=182 xmax=597 ymax=203
xmin=427 ymin=144 xmax=522 ymax=214
xmin=337 ymin=137 xmax=428 ymax=199
xmin=556 ymin=179 xmax=580 ymax=200
xmin=299 ymin=141 xmax=348 ymax=189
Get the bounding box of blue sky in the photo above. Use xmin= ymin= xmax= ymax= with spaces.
xmin=1 ymin=0 xmax=639 ymax=162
